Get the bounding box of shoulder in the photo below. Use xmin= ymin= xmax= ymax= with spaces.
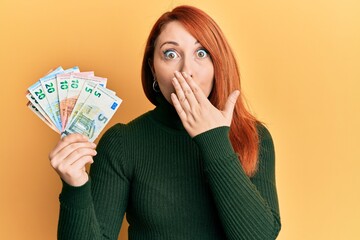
xmin=257 ymin=122 xmax=273 ymax=144
xmin=99 ymin=111 xmax=153 ymax=141
xmin=254 ymin=123 xmax=276 ymax=176
xmin=93 ymin=114 xmax=152 ymax=179
xmin=256 ymin=123 xmax=275 ymax=155
xmin=96 ymin=111 xmax=155 ymax=156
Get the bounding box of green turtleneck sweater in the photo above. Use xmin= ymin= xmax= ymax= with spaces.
xmin=58 ymin=97 xmax=281 ymax=240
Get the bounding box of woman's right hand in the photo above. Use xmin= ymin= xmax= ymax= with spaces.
xmin=49 ymin=134 xmax=97 ymax=187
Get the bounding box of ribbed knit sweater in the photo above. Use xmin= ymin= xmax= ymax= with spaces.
xmin=58 ymin=96 xmax=281 ymax=240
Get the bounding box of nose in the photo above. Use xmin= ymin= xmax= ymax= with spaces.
xmin=179 ymin=57 xmax=193 ymax=78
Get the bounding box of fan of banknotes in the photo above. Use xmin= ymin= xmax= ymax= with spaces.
xmin=26 ymin=66 xmax=122 ymax=142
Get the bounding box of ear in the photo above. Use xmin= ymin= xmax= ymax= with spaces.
xmin=148 ymin=58 xmax=155 ymax=77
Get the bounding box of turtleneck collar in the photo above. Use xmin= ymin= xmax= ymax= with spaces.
xmin=149 ymin=94 xmax=186 ymax=132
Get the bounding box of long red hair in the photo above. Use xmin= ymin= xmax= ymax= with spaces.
xmin=141 ymin=5 xmax=259 ymax=176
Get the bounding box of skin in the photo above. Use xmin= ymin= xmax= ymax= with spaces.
xmin=151 ymin=21 xmax=215 ymax=105
xmin=49 ymin=134 xmax=96 ymax=186
xmin=151 ymin=21 xmax=240 ymax=137
xmin=49 ymin=20 xmax=239 ymax=187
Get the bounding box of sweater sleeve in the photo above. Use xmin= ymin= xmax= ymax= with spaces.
xmin=58 ymin=124 xmax=130 ymax=240
xmin=193 ymin=125 xmax=281 ymax=240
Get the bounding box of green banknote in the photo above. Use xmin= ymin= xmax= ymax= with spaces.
xmin=62 ymin=85 xmax=122 ymax=142
xmin=26 ymin=66 xmax=121 ymax=142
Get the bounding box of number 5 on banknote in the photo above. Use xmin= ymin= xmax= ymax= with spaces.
xmin=61 ymin=85 xmax=122 ymax=142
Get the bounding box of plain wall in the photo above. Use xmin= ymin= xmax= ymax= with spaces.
xmin=0 ymin=0 xmax=359 ymax=239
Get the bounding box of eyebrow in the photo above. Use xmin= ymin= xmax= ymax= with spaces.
xmin=159 ymin=40 xmax=200 ymax=49
xmin=160 ymin=41 xmax=179 ymax=48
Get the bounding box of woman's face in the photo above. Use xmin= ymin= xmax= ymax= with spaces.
xmin=151 ymin=21 xmax=214 ymax=104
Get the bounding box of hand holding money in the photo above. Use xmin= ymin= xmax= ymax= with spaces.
xmin=27 ymin=66 xmax=122 ymax=186
xmin=26 ymin=66 xmax=122 ymax=142
xmin=49 ymin=134 xmax=97 ymax=186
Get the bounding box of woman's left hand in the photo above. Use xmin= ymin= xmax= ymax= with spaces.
xmin=171 ymin=71 xmax=240 ymax=138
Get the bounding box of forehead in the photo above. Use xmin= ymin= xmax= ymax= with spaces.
xmin=156 ymin=21 xmax=197 ymax=47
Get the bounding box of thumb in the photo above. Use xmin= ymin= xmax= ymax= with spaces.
xmin=223 ymin=90 xmax=240 ymax=119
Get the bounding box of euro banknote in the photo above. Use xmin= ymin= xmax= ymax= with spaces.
xmin=65 ymin=73 xmax=107 ymax=129
xmin=26 ymin=66 xmax=122 ymax=141
xmin=39 ymin=66 xmax=81 ymax=130
xmin=57 ymin=71 xmax=98 ymax=130
xmin=62 ymin=85 xmax=122 ymax=142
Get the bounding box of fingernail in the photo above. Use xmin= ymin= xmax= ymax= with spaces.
xmin=182 ymin=72 xmax=188 ymax=78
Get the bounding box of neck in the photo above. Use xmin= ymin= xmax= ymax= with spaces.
xmin=151 ymin=94 xmax=185 ymax=131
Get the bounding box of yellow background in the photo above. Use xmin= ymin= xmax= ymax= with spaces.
xmin=0 ymin=0 xmax=359 ymax=239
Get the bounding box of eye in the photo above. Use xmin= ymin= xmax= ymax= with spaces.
xmin=163 ymin=50 xmax=179 ymax=60
xmin=196 ymin=49 xmax=209 ymax=58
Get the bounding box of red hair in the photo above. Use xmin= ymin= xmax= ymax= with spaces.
xmin=141 ymin=5 xmax=259 ymax=176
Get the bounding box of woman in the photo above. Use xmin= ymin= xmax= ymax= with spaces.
xmin=49 ymin=5 xmax=281 ymax=240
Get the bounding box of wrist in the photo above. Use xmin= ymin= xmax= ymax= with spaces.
xmin=63 ymin=174 xmax=89 ymax=187
xmin=59 ymin=178 xmax=93 ymax=209
xmin=193 ymin=126 xmax=236 ymax=162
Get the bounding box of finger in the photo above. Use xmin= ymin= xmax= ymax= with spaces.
xmin=172 ymin=76 xmax=191 ymax=111
xmin=49 ymin=134 xmax=92 ymax=160
xmin=70 ymin=155 xmax=94 ymax=171
xmin=50 ymin=140 xmax=95 ymax=167
xmin=174 ymin=71 xmax=198 ymax=106
xmin=181 ymin=71 xmax=208 ymax=105
xmin=51 ymin=142 xmax=96 ymax=167
xmin=57 ymin=155 xmax=93 ymax=186
xmin=171 ymin=93 xmax=188 ymax=122
xmin=54 ymin=147 xmax=96 ymax=173
xmin=223 ymin=90 xmax=240 ymax=119
xmin=60 ymin=145 xmax=96 ymax=166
